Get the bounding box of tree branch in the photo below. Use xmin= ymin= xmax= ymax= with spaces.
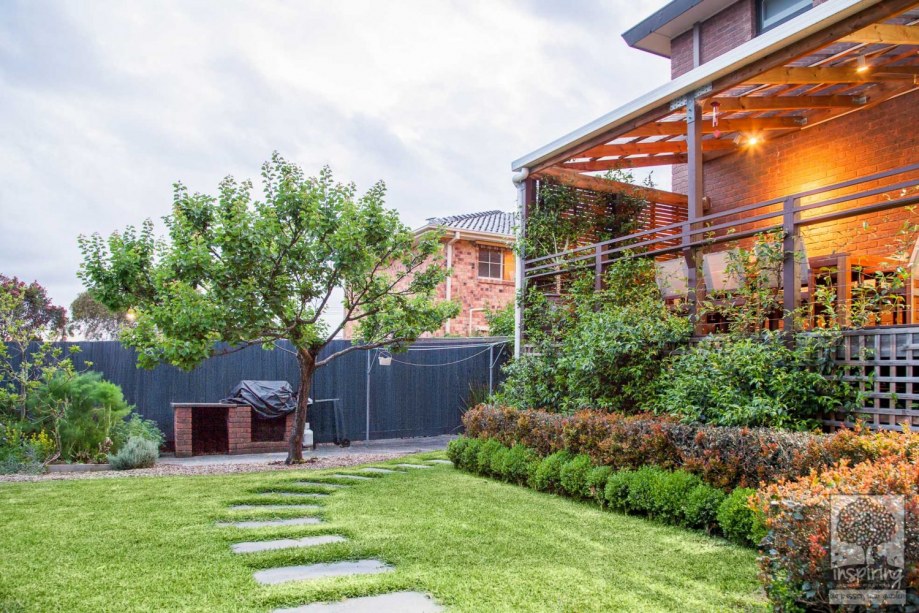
xmin=315 ymin=336 xmax=413 ymax=368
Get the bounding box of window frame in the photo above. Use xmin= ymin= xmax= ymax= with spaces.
xmin=756 ymin=0 xmax=812 ymax=33
xmin=477 ymin=246 xmax=504 ymax=280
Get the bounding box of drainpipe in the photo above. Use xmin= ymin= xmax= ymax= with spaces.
xmin=512 ymin=168 xmax=530 ymax=358
xmin=444 ymin=231 xmax=461 ymax=335
xmin=468 ymin=307 xmax=486 ymax=336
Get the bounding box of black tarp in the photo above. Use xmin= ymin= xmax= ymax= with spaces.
xmin=222 ymin=380 xmax=301 ymax=418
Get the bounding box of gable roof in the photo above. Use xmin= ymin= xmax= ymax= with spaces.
xmin=420 ymin=210 xmax=516 ymax=237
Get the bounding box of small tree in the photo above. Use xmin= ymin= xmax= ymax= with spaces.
xmin=79 ymin=154 xmax=458 ymax=463
xmin=0 ymin=276 xmax=74 ymax=421
xmin=70 ymin=291 xmax=131 ymax=340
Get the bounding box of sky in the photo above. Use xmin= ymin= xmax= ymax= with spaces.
xmin=0 ymin=0 xmax=671 ymax=312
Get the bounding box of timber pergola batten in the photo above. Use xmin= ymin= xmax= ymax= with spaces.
xmin=512 ymin=0 xmax=919 ymax=356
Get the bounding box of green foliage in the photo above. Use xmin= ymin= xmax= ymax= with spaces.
xmin=110 ymin=414 xmax=165 ymax=449
xmin=0 ymin=426 xmax=53 ymax=475
xmin=0 ymin=277 xmax=77 ymax=424
xmin=531 ymin=450 xmax=572 ymax=492
xmin=683 ymin=484 xmax=727 ymax=532
xmin=585 ymin=465 xmax=613 ymax=503
xmin=29 ymin=372 xmax=132 ymax=462
xmin=496 ymin=257 xmax=691 ymax=413
xmin=654 ymin=330 xmax=857 ymax=429
xmin=447 ymin=436 xmax=471 ymax=467
xmin=107 ymin=436 xmax=159 ymax=470
xmin=69 ymin=291 xmax=130 ymax=341
xmin=475 ymin=439 xmax=504 ymax=476
xmin=559 ymin=454 xmax=593 ymax=499
xmin=78 ymin=154 xmax=458 ymax=462
xmin=603 ymin=470 xmax=635 ymax=511
xmin=484 ymin=302 xmax=514 ymax=338
xmin=717 ymin=488 xmax=765 ymax=546
xmin=499 ymin=444 xmax=539 ymax=485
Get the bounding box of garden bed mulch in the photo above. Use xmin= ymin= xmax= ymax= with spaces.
xmin=0 ymin=452 xmax=408 ymax=483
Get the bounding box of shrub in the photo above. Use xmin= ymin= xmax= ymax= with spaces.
xmin=463 ymin=405 xmax=836 ymax=490
xmin=683 ymin=484 xmax=726 ymax=532
xmin=603 ymin=469 xmax=635 ymax=512
xmin=716 ymin=488 xmax=764 ymax=547
xmin=754 ymin=458 xmax=919 ymax=610
xmin=111 ymin=413 xmax=164 ymax=450
xmin=447 ymin=437 xmax=470 ymax=467
xmin=476 ymin=439 xmax=504 ymax=476
xmin=494 ymin=258 xmax=691 ymax=414
xmin=29 ymin=372 xmax=132 ymax=462
xmin=585 ymin=465 xmax=613 ymax=503
xmin=461 ymin=437 xmax=483 ymax=471
xmin=107 ymin=436 xmax=158 ymax=470
xmin=531 ymin=450 xmax=572 ymax=492
xmin=654 ymin=331 xmax=857 ymax=430
xmin=559 ymin=454 xmax=594 ymax=499
xmin=502 ymin=444 xmax=539 ymax=485
xmin=489 ymin=444 xmax=511 ymax=478
xmin=0 ymin=425 xmax=53 ymax=475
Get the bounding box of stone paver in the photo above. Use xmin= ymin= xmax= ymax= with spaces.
xmin=329 ymin=474 xmax=373 ymax=481
xmin=232 ymin=535 xmax=346 ymax=554
xmin=265 ymin=492 xmax=329 ymax=498
xmin=254 ymin=559 xmax=392 ymax=585
xmin=294 ymin=482 xmax=346 ymax=488
xmin=230 ymin=504 xmax=322 ymax=511
xmin=394 ymin=463 xmax=431 ymax=469
xmin=218 ymin=517 xmax=321 ymax=529
xmin=359 ymin=467 xmax=398 ymax=474
xmin=273 ymin=591 xmax=443 ymax=612
xmin=424 ymin=460 xmax=453 ymax=465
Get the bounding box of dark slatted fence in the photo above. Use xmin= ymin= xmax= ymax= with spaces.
xmin=8 ymin=338 xmax=509 ymax=444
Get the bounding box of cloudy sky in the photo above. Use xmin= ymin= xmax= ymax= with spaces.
xmin=0 ymin=0 xmax=670 ymax=310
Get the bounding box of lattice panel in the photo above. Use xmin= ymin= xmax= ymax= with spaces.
xmin=824 ymin=326 xmax=919 ymax=430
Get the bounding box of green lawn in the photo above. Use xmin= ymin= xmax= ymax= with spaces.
xmin=0 ymin=454 xmax=764 ymax=612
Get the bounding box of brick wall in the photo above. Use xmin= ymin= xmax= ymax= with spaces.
xmin=698 ymin=90 xmax=919 ymax=260
xmin=670 ymin=0 xmax=756 ymax=78
xmin=343 ymin=237 xmax=515 ymax=338
xmin=173 ymin=405 xmax=294 ymax=457
xmin=440 ymin=239 xmax=515 ymax=336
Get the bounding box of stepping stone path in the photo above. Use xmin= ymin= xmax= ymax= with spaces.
xmin=228 ymin=460 xmax=443 ymax=611
xmin=230 ymin=504 xmax=322 ymax=511
xmin=232 ymin=535 xmax=346 ymax=554
xmin=274 ymin=591 xmax=443 ymax=612
xmin=253 ymin=560 xmax=392 ymax=585
xmin=219 ymin=517 xmax=321 ymax=529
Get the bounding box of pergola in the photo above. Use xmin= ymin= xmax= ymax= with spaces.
xmin=511 ymin=0 xmax=919 ymax=353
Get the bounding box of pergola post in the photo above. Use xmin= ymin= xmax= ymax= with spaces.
xmin=684 ymin=97 xmax=705 ymax=322
xmin=513 ymin=176 xmax=534 ymax=358
xmin=782 ymin=196 xmax=802 ymax=338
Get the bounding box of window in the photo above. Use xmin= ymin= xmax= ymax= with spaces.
xmin=478 ymin=247 xmax=504 ymax=279
xmin=757 ymin=0 xmax=812 ymax=32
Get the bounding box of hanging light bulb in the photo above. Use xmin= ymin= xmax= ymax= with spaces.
xmin=856 ymin=55 xmax=870 ymax=73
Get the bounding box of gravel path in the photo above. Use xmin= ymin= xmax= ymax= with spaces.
xmin=0 ymin=452 xmax=413 ymax=483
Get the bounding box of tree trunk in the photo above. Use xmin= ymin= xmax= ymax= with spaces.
xmin=286 ymin=348 xmax=316 ymax=464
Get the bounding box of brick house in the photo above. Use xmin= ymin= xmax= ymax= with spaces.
xmin=512 ymin=0 xmax=919 ymax=427
xmin=344 ymin=210 xmax=516 ymax=339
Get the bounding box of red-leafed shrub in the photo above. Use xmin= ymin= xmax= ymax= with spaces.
xmin=754 ymin=458 xmax=919 ymax=610
xmin=463 ymin=405 xmax=919 ymax=491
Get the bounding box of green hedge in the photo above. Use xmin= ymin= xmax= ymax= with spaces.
xmin=448 ymin=436 xmax=763 ymax=546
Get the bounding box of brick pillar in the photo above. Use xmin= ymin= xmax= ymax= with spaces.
xmin=173 ymin=407 xmax=193 ymax=458
xmin=285 ymin=413 xmax=295 ymax=443
xmin=227 ymin=405 xmax=252 ymax=454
